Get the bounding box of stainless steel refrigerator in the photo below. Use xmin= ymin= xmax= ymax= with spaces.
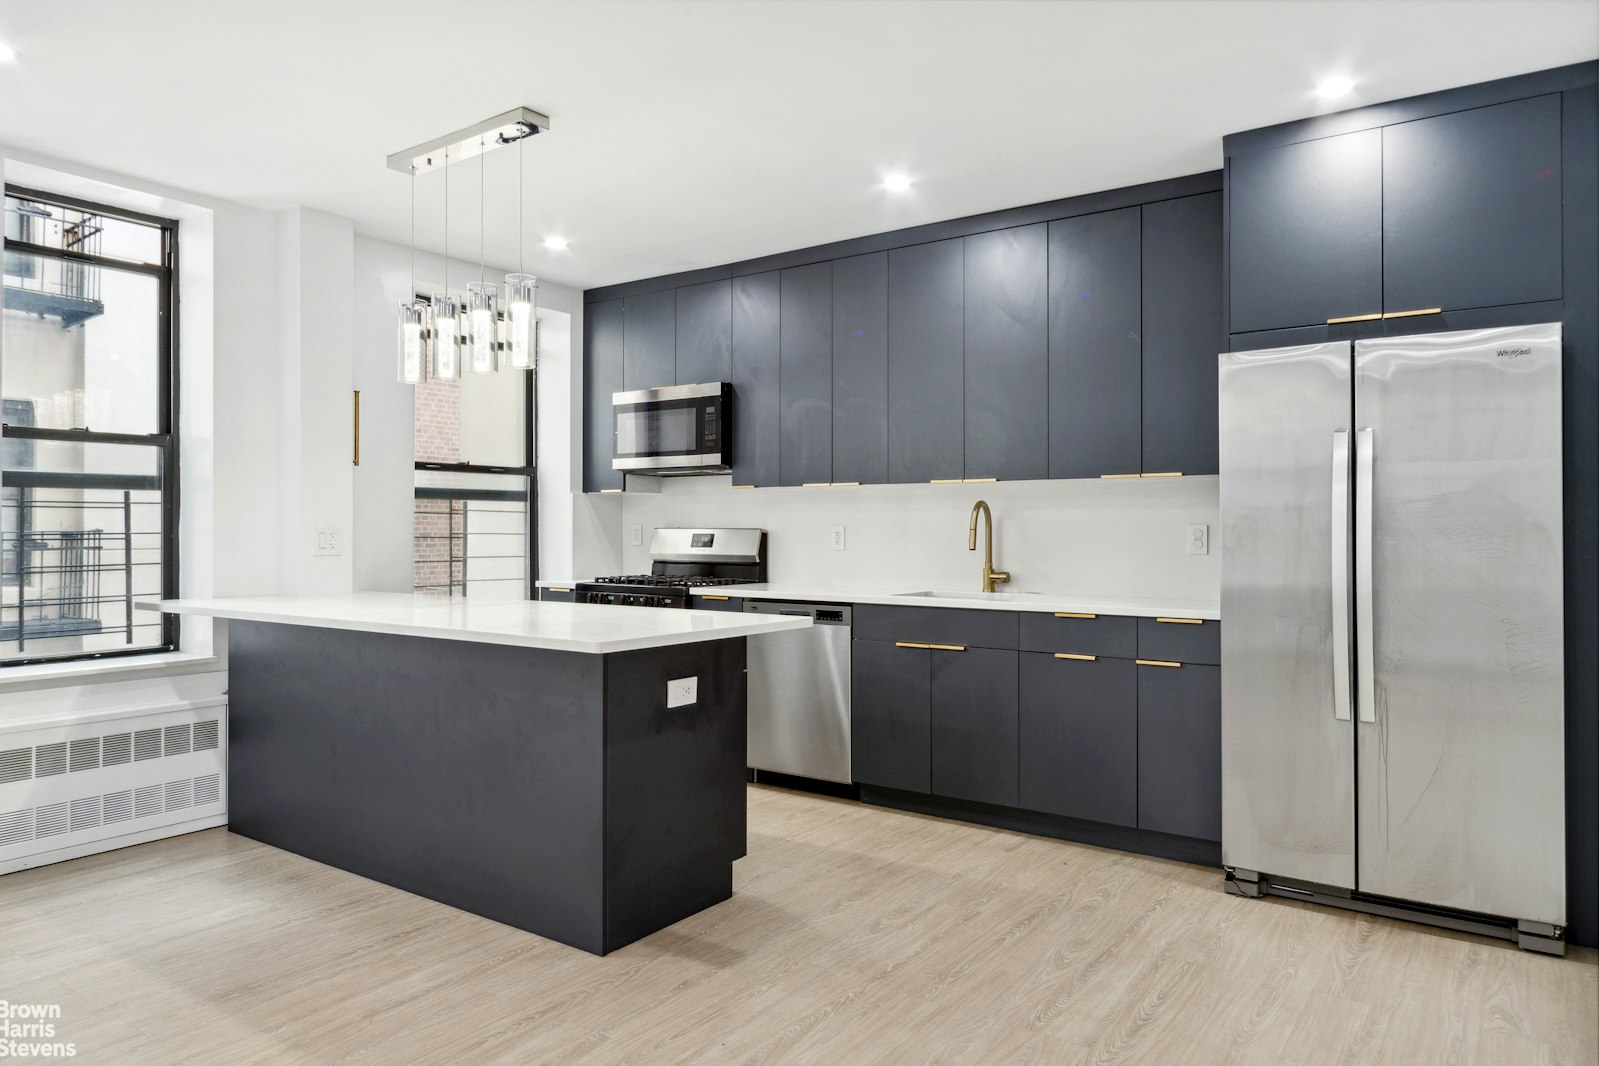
xmin=1218 ymin=323 xmax=1566 ymax=954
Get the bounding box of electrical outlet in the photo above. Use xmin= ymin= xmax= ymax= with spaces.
xmin=315 ymin=526 xmax=342 ymax=556
xmin=831 ymin=525 xmax=846 ymax=551
xmin=1187 ymin=523 xmax=1209 ymax=556
xmin=630 ymin=524 xmax=643 ymax=546
xmin=667 ymin=676 xmax=698 ymax=708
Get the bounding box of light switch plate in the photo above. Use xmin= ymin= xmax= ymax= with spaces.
xmin=831 ymin=525 xmax=846 ymax=551
xmin=315 ymin=526 xmax=342 ymax=556
xmin=630 ymin=524 xmax=643 ymax=546
xmin=1187 ymin=523 xmax=1209 ymax=555
xmin=667 ymin=676 xmax=698 ymax=708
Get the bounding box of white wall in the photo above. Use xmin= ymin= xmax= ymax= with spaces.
xmin=614 ymin=474 xmax=1221 ymax=601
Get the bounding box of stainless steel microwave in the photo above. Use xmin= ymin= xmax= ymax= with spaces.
xmin=612 ymin=382 xmax=731 ymax=473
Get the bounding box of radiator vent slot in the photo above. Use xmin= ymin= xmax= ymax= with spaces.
xmin=134 ymin=784 xmax=163 ymax=819
xmin=103 ymin=790 xmax=133 ymax=824
xmin=35 ymin=742 xmax=68 ymax=777
xmin=193 ymin=774 xmax=220 ymax=806
xmin=0 ymin=810 xmax=31 ymax=847
xmin=164 ymin=779 xmax=192 ymax=812
xmin=70 ymin=796 xmax=101 ymax=831
xmin=133 ymin=729 xmax=162 ymax=762
xmin=0 ymin=748 xmax=30 ymax=784
xmin=35 ymin=802 xmax=69 ymax=837
xmin=102 ymin=733 xmax=132 ymax=766
xmin=193 ymin=720 xmax=219 ymax=752
xmin=70 ymin=737 xmax=101 ymax=773
xmin=163 ymin=724 xmax=191 ymax=757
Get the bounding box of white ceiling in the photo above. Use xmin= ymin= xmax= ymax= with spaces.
xmin=1 ymin=1 xmax=1594 ymax=291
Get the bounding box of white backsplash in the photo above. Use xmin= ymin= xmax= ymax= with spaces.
xmin=616 ymin=475 xmax=1220 ymax=602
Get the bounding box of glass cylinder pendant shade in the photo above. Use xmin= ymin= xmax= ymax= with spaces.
xmin=396 ymin=300 xmax=428 ymax=384
xmin=431 ymin=293 xmax=461 ymax=380
xmin=467 ymin=282 xmax=499 ymax=374
xmin=504 ymin=273 xmax=538 ymax=370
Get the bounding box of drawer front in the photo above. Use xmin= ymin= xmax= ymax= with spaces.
xmin=693 ymin=595 xmax=743 ymax=613
xmin=854 ymin=605 xmax=1019 ymax=650
xmin=539 ymin=587 xmax=576 ymax=603
xmin=1137 ymin=616 xmax=1220 ymax=665
xmin=1018 ymin=612 xmax=1136 ymax=658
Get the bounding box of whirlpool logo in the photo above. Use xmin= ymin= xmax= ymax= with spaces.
xmin=1496 ymin=347 xmax=1532 ymax=359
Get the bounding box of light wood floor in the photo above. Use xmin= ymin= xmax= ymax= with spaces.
xmin=3 ymin=785 xmax=1595 ymax=1065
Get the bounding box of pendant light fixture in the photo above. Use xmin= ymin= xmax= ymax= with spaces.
xmin=467 ymin=135 xmax=499 ymax=374
xmin=504 ymin=128 xmax=538 ymax=370
xmin=432 ymin=145 xmax=461 ymax=381
xmin=396 ymin=164 xmax=428 ymax=384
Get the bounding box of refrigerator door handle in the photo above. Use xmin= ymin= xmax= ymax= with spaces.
xmin=1330 ymin=430 xmax=1353 ymax=721
xmin=1354 ymin=428 xmax=1377 ymax=724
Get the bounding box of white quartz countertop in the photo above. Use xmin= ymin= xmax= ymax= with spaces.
xmin=141 ymin=593 xmax=811 ymax=654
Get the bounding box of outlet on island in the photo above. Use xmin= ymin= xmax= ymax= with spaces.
xmin=667 ymin=676 xmax=698 ymax=708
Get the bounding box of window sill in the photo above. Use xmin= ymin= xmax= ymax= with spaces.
xmin=0 ymin=649 xmax=221 ymax=691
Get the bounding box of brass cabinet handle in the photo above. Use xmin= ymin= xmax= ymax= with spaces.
xmin=1137 ymin=659 xmax=1182 ymax=668
xmin=1055 ymin=612 xmax=1096 ymax=619
xmin=1100 ymin=473 xmax=1141 ymax=479
xmin=600 ymin=488 xmax=623 ymax=494
xmin=546 ymin=587 xmax=572 ymax=593
xmin=731 ymin=484 xmax=756 ymax=489
xmin=930 ymin=478 xmax=964 ymax=485
xmin=352 ymin=390 xmax=360 ymax=467
xmin=895 ymin=641 xmax=929 ymax=649
xmin=832 ymin=482 xmax=861 ymax=487
xmin=1155 ymin=617 xmax=1204 ymax=625
xmin=1055 ymin=652 xmax=1097 ymax=661
xmin=1382 ymin=307 xmax=1442 ymax=320
xmin=802 ymin=482 xmax=831 ymax=488
xmin=1327 ymin=312 xmax=1382 ymax=325
xmin=963 ymin=477 xmax=997 ymax=484
xmin=1141 ymin=472 xmax=1182 ymax=478
xmin=925 ymin=643 xmax=967 ymax=652
xmin=701 ymin=595 xmax=731 ymax=601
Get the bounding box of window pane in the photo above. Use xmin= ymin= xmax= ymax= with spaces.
xmin=413 ymin=470 xmax=528 ymax=601
xmin=4 ymin=194 xmax=163 ymax=266
xmin=414 ymin=370 xmax=527 ymax=467
xmin=3 ymin=255 xmax=162 ymax=434
xmin=2 ymin=438 xmax=167 ymax=662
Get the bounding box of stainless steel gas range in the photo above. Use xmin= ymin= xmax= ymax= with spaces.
xmin=575 ymin=527 xmax=766 ymax=608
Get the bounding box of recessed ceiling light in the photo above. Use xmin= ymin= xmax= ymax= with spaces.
xmin=543 ymin=236 xmax=569 ymax=250
xmin=0 ymin=42 xmax=18 ymax=63
xmin=1315 ymin=76 xmax=1355 ymax=100
xmin=881 ymin=173 xmax=913 ymax=193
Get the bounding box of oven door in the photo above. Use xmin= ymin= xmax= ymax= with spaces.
xmin=612 ymin=382 xmax=730 ymax=471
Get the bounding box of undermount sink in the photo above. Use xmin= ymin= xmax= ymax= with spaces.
xmin=896 ymin=590 xmax=1043 ymax=602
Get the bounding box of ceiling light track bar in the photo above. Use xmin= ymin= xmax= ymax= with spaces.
xmin=386 ymin=107 xmax=551 ymax=174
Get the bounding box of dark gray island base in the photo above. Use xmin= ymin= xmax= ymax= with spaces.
xmin=226 ymin=620 xmax=747 ymax=955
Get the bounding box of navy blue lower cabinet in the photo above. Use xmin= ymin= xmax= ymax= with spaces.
xmin=538 ymin=587 xmax=577 ymax=603
xmin=1137 ymin=660 xmax=1221 ymax=841
xmin=851 ymin=639 xmax=931 ymax=793
xmin=1019 ymin=652 xmax=1137 ymax=828
xmin=930 ymin=647 xmax=1019 ymax=808
xmin=693 ymin=595 xmax=742 ymax=612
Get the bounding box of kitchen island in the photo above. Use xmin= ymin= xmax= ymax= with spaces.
xmin=143 ymin=594 xmax=809 ymax=955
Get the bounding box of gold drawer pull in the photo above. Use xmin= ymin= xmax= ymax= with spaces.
xmin=1327 ymin=312 xmax=1382 ymax=325
xmin=924 ymin=643 xmax=967 ymax=652
xmin=1055 ymin=652 xmax=1097 ymax=661
xmin=1382 ymin=307 xmax=1442 ymax=320
xmin=1100 ymin=473 xmax=1141 ymax=480
xmin=832 ymin=481 xmax=861 ymax=487
xmin=963 ymin=477 xmax=997 ymax=484
xmin=731 ymin=484 xmax=756 ymax=489
xmin=600 ymin=488 xmax=623 ymax=494
xmin=895 ymin=641 xmax=930 ymax=650
xmin=546 ymin=587 xmax=572 ymax=594
xmin=701 ymin=595 xmax=730 ymax=601
xmin=1141 ymin=472 xmax=1182 ymax=478
xmin=1055 ymin=612 xmax=1096 ymax=619
xmin=802 ymin=482 xmax=831 ymax=488
xmin=930 ymin=478 xmax=964 ymax=485
xmin=1155 ymin=617 xmax=1204 ymax=625
xmin=1137 ymin=659 xmax=1182 ymax=668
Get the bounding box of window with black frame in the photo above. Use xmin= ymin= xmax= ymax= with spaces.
xmin=1 ymin=187 xmax=177 ymax=666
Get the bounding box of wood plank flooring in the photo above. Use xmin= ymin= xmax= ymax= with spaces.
xmin=3 ymin=784 xmax=1594 ymax=1065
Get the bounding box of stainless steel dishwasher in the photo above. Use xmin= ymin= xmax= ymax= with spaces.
xmin=743 ymin=601 xmax=852 ymax=784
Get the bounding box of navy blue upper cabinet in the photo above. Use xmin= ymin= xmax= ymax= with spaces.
xmin=832 ymin=252 xmax=889 ymax=485
xmin=582 ymin=298 xmax=625 ymax=492
xmin=889 ymin=239 xmax=965 ymax=484
xmin=779 ymin=261 xmax=833 ymax=486
xmin=1048 ymin=207 xmax=1142 ymax=479
xmin=963 ymin=224 xmax=1048 ymax=482
xmin=731 ymin=272 xmax=781 ymax=487
xmin=622 ymin=289 xmax=675 ymax=390
xmin=1382 ymin=94 xmax=1563 ymax=315
xmin=1142 ymin=193 xmax=1223 ymax=476
xmin=674 ymin=279 xmax=732 ymax=385
xmin=1228 ymin=129 xmax=1383 ymax=332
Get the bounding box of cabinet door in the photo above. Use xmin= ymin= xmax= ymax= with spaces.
xmin=888 ymin=239 xmax=965 ymax=484
xmin=1019 ymin=653 xmax=1137 ymax=827
xmin=832 ymin=252 xmax=889 ymax=485
xmin=582 ymin=298 xmax=625 ymax=492
xmin=538 ymin=587 xmax=577 ymax=603
xmin=964 ymin=224 xmax=1048 ymax=482
xmin=731 ymin=272 xmax=781 ymax=487
xmin=1383 ymin=94 xmax=1563 ymax=314
xmin=851 ymin=639 xmax=931 ymax=793
xmin=779 ymin=261 xmax=833 ymax=486
xmin=1142 ymin=193 xmax=1224 ymax=476
xmin=1048 ymin=207 xmax=1142 ymax=479
xmin=622 ymin=289 xmax=676 ymax=390
xmin=1138 ymin=661 xmax=1221 ymax=840
xmin=930 ymin=647 xmax=1019 ymax=808
xmin=1228 ymin=129 xmax=1383 ymax=333
xmin=675 ymin=279 xmax=732 ymax=384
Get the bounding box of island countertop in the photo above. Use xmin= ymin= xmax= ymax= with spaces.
xmin=142 ymin=593 xmax=810 ymax=654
